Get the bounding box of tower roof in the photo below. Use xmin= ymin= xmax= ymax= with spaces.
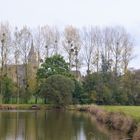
xmin=28 ymin=40 xmax=35 ymax=57
xmin=28 ymin=40 xmax=37 ymax=64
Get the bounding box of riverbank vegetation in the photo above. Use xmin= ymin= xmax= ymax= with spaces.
xmin=76 ymin=105 xmax=140 ymax=140
xmin=0 ymin=23 xmax=139 ymax=106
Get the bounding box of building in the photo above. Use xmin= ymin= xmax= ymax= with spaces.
xmin=6 ymin=42 xmax=38 ymax=89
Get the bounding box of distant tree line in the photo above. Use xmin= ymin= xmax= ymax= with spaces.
xmin=0 ymin=22 xmax=139 ymax=105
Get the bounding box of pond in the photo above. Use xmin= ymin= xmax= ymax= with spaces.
xmin=0 ymin=110 xmax=129 ymax=140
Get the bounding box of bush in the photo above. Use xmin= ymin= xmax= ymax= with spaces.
xmin=40 ymin=74 xmax=75 ymax=107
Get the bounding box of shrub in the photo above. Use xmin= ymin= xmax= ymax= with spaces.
xmin=40 ymin=74 xmax=75 ymax=107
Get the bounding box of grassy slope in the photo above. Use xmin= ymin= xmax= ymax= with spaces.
xmin=102 ymin=106 xmax=140 ymax=123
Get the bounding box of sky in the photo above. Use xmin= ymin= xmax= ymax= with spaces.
xmin=0 ymin=0 xmax=140 ymax=69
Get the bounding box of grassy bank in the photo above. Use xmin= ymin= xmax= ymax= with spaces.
xmin=76 ymin=105 xmax=140 ymax=140
xmin=101 ymin=106 xmax=140 ymax=140
xmin=102 ymin=106 xmax=140 ymax=123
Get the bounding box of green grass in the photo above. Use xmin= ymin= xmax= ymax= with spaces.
xmin=101 ymin=106 xmax=140 ymax=123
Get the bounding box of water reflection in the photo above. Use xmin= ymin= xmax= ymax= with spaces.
xmin=0 ymin=110 xmax=128 ymax=140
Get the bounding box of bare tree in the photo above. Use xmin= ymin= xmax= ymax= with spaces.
xmin=121 ymin=33 xmax=134 ymax=74
xmin=62 ymin=25 xmax=81 ymax=70
xmin=81 ymin=26 xmax=97 ymax=74
xmin=51 ymin=26 xmax=60 ymax=55
xmin=92 ymin=27 xmax=102 ymax=73
xmin=108 ymin=27 xmax=124 ymax=76
xmin=101 ymin=27 xmax=133 ymax=76
xmin=19 ymin=26 xmax=32 ymax=102
xmin=100 ymin=27 xmax=114 ymax=73
xmin=41 ymin=25 xmax=54 ymax=58
xmin=13 ymin=27 xmax=21 ymax=103
xmin=33 ymin=26 xmax=45 ymax=67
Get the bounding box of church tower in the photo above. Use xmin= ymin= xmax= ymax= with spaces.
xmin=28 ymin=41 xmax=38 ymax=66
xmin=27 ymin=41 xmax=38 ymax=94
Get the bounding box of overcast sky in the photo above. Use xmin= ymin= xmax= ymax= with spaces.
xmin=0 ymin=0 xmax=140 ymax=69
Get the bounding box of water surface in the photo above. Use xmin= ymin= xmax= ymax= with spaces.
xmin=0 ymin=110 xmax=128 ymax=140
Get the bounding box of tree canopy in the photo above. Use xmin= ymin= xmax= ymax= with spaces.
xmin=37 ymin=55 xmax=72 ymax=79
xmin=40 ymin=74 xmax=75 ymax=107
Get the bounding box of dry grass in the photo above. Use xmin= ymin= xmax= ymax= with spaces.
xmin=77 ymin=105 xmax=137 ymax=138
xmin=109 ymin=112 xmax=135 ymax=133
xmin=133 ymin=127 xmax=140 ymax=140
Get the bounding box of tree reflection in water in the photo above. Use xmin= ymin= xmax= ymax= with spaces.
xmin=0 ymin=110 xmax=128 ymax=140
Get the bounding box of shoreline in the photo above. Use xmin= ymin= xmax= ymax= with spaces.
xmin=0 ymin=104 xmax=52 ymax=110
xmin=75 ymin=105 xmax=140 ymax=140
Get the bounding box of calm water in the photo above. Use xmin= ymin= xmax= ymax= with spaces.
xmin=0 ymin=110 xmax=128 ymax=140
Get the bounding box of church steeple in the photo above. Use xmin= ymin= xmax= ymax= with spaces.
xmin=28 ymin=40 xmax=37 ymax=65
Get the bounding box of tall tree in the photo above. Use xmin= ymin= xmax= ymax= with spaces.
xmin=41 ymin=25 xmax=54 ymax=58
xmin=33 ymin=26 xmax=45 ymax=68
xmin=19 ymin=26 xmax=32 ymax=102
xmin=121 ymin=33 xmax=133 ymax=74
xmin=51 ymin=26 xmax=60 ymax=55
xmin=62 ymin=25 xmax=81 ymax=70
xmin=81 ymin=26 xmax=99 ymax=74
xmin=13 ymin=27 xmax=21 ymax=103
xmin=0 ymin=22 xmax=12 ymax=103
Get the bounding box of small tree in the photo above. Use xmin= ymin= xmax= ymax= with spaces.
xmin=2 ymin=76 xmax=15 ymax=103
xmin=40 ymin=74 xmax=75 ymax=107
